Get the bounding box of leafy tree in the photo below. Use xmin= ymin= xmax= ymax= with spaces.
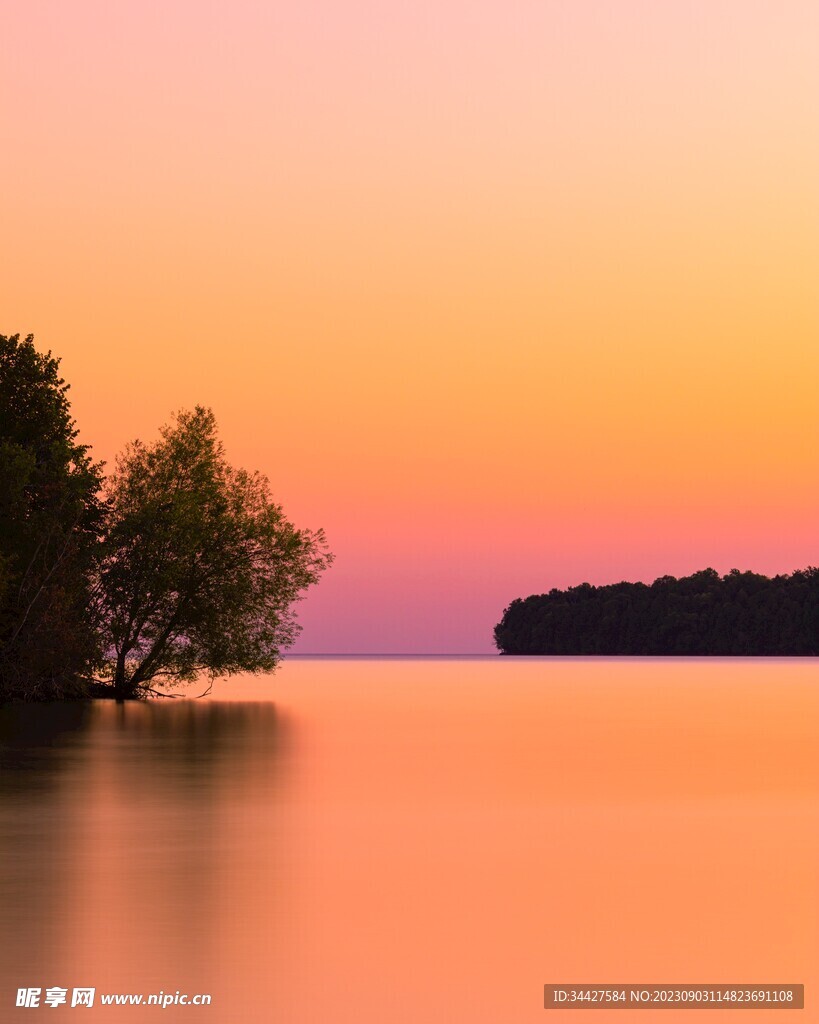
xmin=0 ymin=335 xmax=105 ymax=699
xmin=96 ymin=406 xmax=332 ymax=698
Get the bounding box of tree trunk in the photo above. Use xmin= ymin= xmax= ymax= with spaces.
xmin=113 ymin=655 xmax=134 ymax=701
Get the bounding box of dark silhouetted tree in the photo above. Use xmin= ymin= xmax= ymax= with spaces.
xmin=96 ymin=406 xmax=332 ymax=699
xmin=0 ymin=335 xmax=105 ymax=699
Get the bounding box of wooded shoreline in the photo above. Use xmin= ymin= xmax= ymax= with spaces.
xmin=495 ymin=568 xmax=819 ymax=656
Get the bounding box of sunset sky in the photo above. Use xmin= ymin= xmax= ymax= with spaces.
xmin=3 ymin=0 xmax=817 ymax=652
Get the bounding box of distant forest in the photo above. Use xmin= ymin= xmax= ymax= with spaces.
xmin=494 ymin=568 xmax=819 ymax=656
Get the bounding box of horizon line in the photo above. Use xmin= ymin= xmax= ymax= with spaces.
xmin=288 ymin=652 xmax=494 ymax=657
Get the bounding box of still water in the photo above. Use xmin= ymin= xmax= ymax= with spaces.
xmin=1 ymin=657 xmax=817 ymax=1021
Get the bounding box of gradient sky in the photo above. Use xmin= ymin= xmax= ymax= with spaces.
xmin=3 ymin=1 xmax=818 ymax=652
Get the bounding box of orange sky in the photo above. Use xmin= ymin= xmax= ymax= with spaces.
xmin=3 ymin=0 xmax=818 ymax=651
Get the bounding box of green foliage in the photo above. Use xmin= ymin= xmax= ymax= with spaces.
xmin=494 ymin=568 xmax=819 ymax=655
xmin=97 ymin=406 xmax=332 ymax=697
xmin=0 ymin=335 xmax=105 ymax=699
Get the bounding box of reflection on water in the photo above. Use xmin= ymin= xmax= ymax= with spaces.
xmin=0 ymin=658 xmax=818 ymax=1021
xmin=0 ymin=700 xmax=284 ymax=1019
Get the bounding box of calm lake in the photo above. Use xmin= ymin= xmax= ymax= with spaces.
xmin=1 ymin=657 xmax=817 ymax=1021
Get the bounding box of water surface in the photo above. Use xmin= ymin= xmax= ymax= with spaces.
xmin=1 ymin=657 xmax=817 ymax=1021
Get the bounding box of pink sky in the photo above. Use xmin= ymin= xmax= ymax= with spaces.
xmin=3 ymin=0 xmax=818 ymax=651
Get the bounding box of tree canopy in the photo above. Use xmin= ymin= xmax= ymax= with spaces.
xmin=96 ymin=406 xmax=332 ymax=698
xmin=0 ymin=335 xmax=105 ymax=699
xmin=494 ymin=568 xmax=819 ymax=656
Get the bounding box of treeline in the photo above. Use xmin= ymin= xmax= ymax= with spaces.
xmin=494 ymin=568 xmax=819 ymax=655
xmin=0 ymin=334 xmax=331 ymax=701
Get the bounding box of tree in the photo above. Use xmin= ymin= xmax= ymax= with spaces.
xmin=96 ymin=406 xmax=332 ymax=699
xmin=0 ymin=335 xmax=105 ymax=699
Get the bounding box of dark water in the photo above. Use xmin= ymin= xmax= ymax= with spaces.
xmin=1 ymin=657 xmax=817 ymax=1021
